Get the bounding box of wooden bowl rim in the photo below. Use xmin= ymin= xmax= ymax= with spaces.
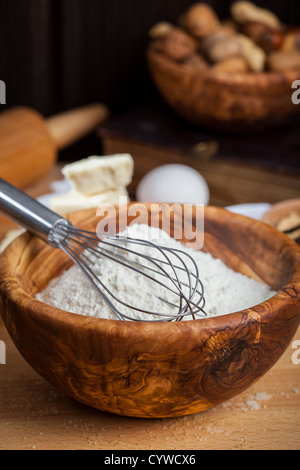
xmin=1 ymin=205 xmax=300 ymax=338
xmin=147 ymin=43 xmax=300 ymax=88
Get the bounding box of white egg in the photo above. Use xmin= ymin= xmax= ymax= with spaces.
xmin=136 ymin=164 xmax=210 ymax=205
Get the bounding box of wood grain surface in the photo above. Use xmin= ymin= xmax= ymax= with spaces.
xmin=103 ymin=136 xmax=300 ymax=208
xmin=0 ymin=318 xmax=299 ymax=450
xmin=0 ymin=205 xmax=299 ymax=420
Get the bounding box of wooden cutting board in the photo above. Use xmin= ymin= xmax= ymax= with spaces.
xmin=0 ymin=318 xmax=299 ymax=450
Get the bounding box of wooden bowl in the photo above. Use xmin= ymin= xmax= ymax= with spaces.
xmin=0 ymin=205 xmax=299 ymax=418
xmin=147 ymin=44 xmax=300 ymax=132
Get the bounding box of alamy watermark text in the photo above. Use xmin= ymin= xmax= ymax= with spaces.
xmin=0 ymin=340 xmax=6 ymax=364
xmin=292 ymin=340 xmax=300 ymax=365
xmin=292 ymin=80 xmax=300 ymax=105
xmin=0 ymin=80 xmax=6 ymax=104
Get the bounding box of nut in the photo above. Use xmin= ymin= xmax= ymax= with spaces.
xmin=211 ymin=56 xmax=249 ymax=73
xmin=237 ymin=34 xmax=266 ymax=72
xmin=280 ymin=29 xmax=300 ymax=53
xmin=202 ymin=30 xmax=242 ymax=63
xmin=222 ymin=19 xmax=239 ymax=33
xmin=149 ymin=22 xmax=173 ymax=39
xmin=157 ymin=27 xmax=199 ymax=61
xmin=180 ymin=3 xmax=221 ymax=38
xmin=231 ymin=1 xmax=281 ymax=29
xmin=164 ymin=28 xmax=199 ymax=61
xmin=268 ymin=50 xmax=300 ymax=71
xmin=241 ymin=22 xmax=284 ymax=53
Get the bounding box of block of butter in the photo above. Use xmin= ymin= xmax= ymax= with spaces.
xmin=50 ymin=187 xmax=129 ymax=216
xmin=62 ymin=154 xmax=134 ymax=196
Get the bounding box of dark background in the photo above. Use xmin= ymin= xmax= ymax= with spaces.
xmin=1 ymin=0 xmax=300 ymax=116
xmin=0 ymin=0 xmax=300 ymax=160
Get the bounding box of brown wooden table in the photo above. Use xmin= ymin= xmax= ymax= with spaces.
xmin=0 ymin=164 xmax=299 ymax=450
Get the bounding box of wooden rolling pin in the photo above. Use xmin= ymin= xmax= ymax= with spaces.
xmin=0 ymin=103 xmax=109 ymax=188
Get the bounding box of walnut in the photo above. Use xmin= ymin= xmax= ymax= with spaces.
xmin=241 ymin=22 xmax=284 ymax=53
xmin=180 ymin=3 xmax=221 ymax=39
xmin=202 ymin=30 xmax=242 ymax=63
xmin=161 ymin=27 xmax=199 ymax=61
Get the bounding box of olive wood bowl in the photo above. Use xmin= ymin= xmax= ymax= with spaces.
xmin=0 ymin=204 xmax=299 ymax=418
xmin=147 ymin=44 xmax=300 ymax=132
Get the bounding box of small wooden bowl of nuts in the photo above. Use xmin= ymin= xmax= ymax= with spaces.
xmin=147 ymin=1 xmax=300 ymax=132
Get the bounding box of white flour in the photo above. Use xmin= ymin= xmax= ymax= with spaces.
xmin=36 ymin=224 xmax=276 ymax=321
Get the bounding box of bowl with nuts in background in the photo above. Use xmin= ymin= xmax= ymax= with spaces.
xmin=147 ymin=1 xmax=300 ymax=132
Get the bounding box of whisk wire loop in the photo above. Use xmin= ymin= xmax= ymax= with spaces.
xmin=53 ymin=222 xmax=206 ymax=322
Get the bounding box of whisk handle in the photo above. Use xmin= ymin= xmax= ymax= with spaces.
xmin=0 ymin=178 xmax=68 ymax=246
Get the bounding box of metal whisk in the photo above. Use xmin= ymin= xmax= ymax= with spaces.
xmin=0 ymin=178 xmax=206 ymax=322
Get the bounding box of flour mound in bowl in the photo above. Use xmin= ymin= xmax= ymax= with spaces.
xmin=36 ymin=224 xmax=277 ymax=321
